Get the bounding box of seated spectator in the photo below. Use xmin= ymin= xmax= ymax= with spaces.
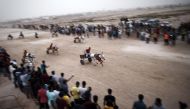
xmin=132 ymin=94 xmax=147 ymax=109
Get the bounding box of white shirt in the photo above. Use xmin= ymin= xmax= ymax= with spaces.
xmin=52 ymin=74 xmax=59 ymax=83
xmin=145 ymin=33 xmax=150 ymax=38
xmin=79 ymin=87 xmax=87 ymax=97
xmin=152 ymin=105 xmax=165 ymax=109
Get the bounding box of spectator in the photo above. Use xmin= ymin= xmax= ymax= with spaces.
xmin=38 ymin=85 xmax=49 ymax=109
xmin=70 ymin=81 xmax=80 ymax=104
xmin=51 ymin=70 xmax=59 ymax=83
xmin=145 ymin=32 xmax=150 ymax=44
xmin=104 ymin=88 xmax=118 ymax=109
xmin=79 ymin=81 xmax=88 ymax=99
xmin=132 ymin=94 xmax=147 ymax=109
xmin=179 ymin=101 xmax=188 ymax=109
xmin=62 ymin=91 xmax=71 ymax=108
xmin=93 ymin=95 xmax=101 ymax=109
xmin=164 ymin=32 xmax=170 ymax=45
xmin=82 ymin=87 xmax=92 ymax=102
xmin=46 ymin=86 xmax=57 ymax=109
xmin=59 ymin=73 xmax=74 ymax=94
xmin=150 ymin=98 xmax=165 ymax=109
xmin=41 ymin=60 xmax=48 ymax=73
xmin=56 ymin=92 xmax=67 ymax=109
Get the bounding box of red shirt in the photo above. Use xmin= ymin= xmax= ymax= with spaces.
xmin=86 ymin=48 xmax=91 ymax=53
xmin=38 ymin=88 xmax=48 ymax=103
xmin=164 ymin=33 xmax=169 ymax=40
xmin=41 ymin=73 xmax=49 ymax=84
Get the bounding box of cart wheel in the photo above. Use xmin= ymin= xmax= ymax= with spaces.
xmin=80 ymin=60 xmax=85 ymax=65
xmin=88 ymin=58 xmax=92 ymax=62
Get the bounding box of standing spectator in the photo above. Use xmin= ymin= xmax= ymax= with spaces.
xmin=51 ymin=70 xmax=59 ymax=83
xmin=163 ymin=32 xmax=169 ymax=45
xmin=82 ymin=87 xmax=92 ymax=102
xmin=46 ymin=87 xmax=57 ymax=109
xmin=70 ymin=81 xmax=80 ymax=104
xmin=153 ymin=35 xmax=158 ymax=44
xmin=187 ymin=31 xmax=190 ymax=44
xmin=179 ymin=101 xmax=188 ymax=109
xmin=41 ymin=60 xmax=48 ymax=73
xmin=150 ymin=98 xmax=165 ymax=109
xmin=104 ymin=88 xmax=118 ymax=109
xmin=93 ymin=95 xmax=101 ymax=109
xmin=41 ymin=70 xmax=49 ymax=84
xmin=181 ymin=29 xmax=186 ymax=41
xmin=132 ymin=94 xmax=147 ymax=109
xmin=19 ymin=31 xmax=24 ymax=39
xmin=38 ymin=85 xmax=49 ymax=109
xmin=170 ymin=28 xmax=176 ymax=46
xmin=145 ymin=32 xmax=150 ymax=44
xmin=56 ymin=92 xmax=67 ymax=109
xmin=59 ymin=73 xmax=74 ymax=94
xmin=35 ymin=32 xmax=39 ymax=38
xmin=79 ymin=81 xmax=88 ymax=99
xmin=62 ymin=91 xmax=71 ymax=108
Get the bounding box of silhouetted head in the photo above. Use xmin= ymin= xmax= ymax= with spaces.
xmin=87 ymin=87 xmax=92 ymax=92
xmin=179 ymin=101 xmax=188 ymax=109
xmin=76 ymin=81 xmax=80 ymax=87
xmin=82 ymin=81 xmax=86 ymax=87
xmin=93 ymin=95 xmax=98 ymax=103
xmin=155 ymin=98 xmax=162 ymax=107
xmin=51 ymin=71 xmax=55 ymax=75
xmin=138 ymin=94 xmax=144 ymax=101
xmin=61 ymin=73 xmax=64 ymax=77
xmin=42 ymin=60 xmax=45 ymax=64
xmin=59 ymin=92 xmax=64 ymax=98
xmin=108 ymin=88 xmax=112 ymax=95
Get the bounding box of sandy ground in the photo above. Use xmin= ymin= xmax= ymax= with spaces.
xmin=0 ymin=28 xmax=190 ymax=109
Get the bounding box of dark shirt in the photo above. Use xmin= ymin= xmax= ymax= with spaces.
xmin=56 ymin=98 xmax=67 ymax=109
xmin=40 ymin=64 xmax=47 ymax=73
xmin=133 ymin=101 xmax=147 ymax=109
xmin=83 ymin=101 xmax=97 ymax=109
xmin=104 ymin=95 xmax=116 ymax=106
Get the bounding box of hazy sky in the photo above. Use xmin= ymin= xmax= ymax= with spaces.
xmin=0 ymin=0 xmax=189 ymax=22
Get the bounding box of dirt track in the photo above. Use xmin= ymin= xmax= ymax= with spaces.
xmin=0 ymin=28 xmax=190 ymax=109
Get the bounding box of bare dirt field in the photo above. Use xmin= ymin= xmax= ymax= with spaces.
xmin=0 ymin=28 xmax=190 ymax=109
